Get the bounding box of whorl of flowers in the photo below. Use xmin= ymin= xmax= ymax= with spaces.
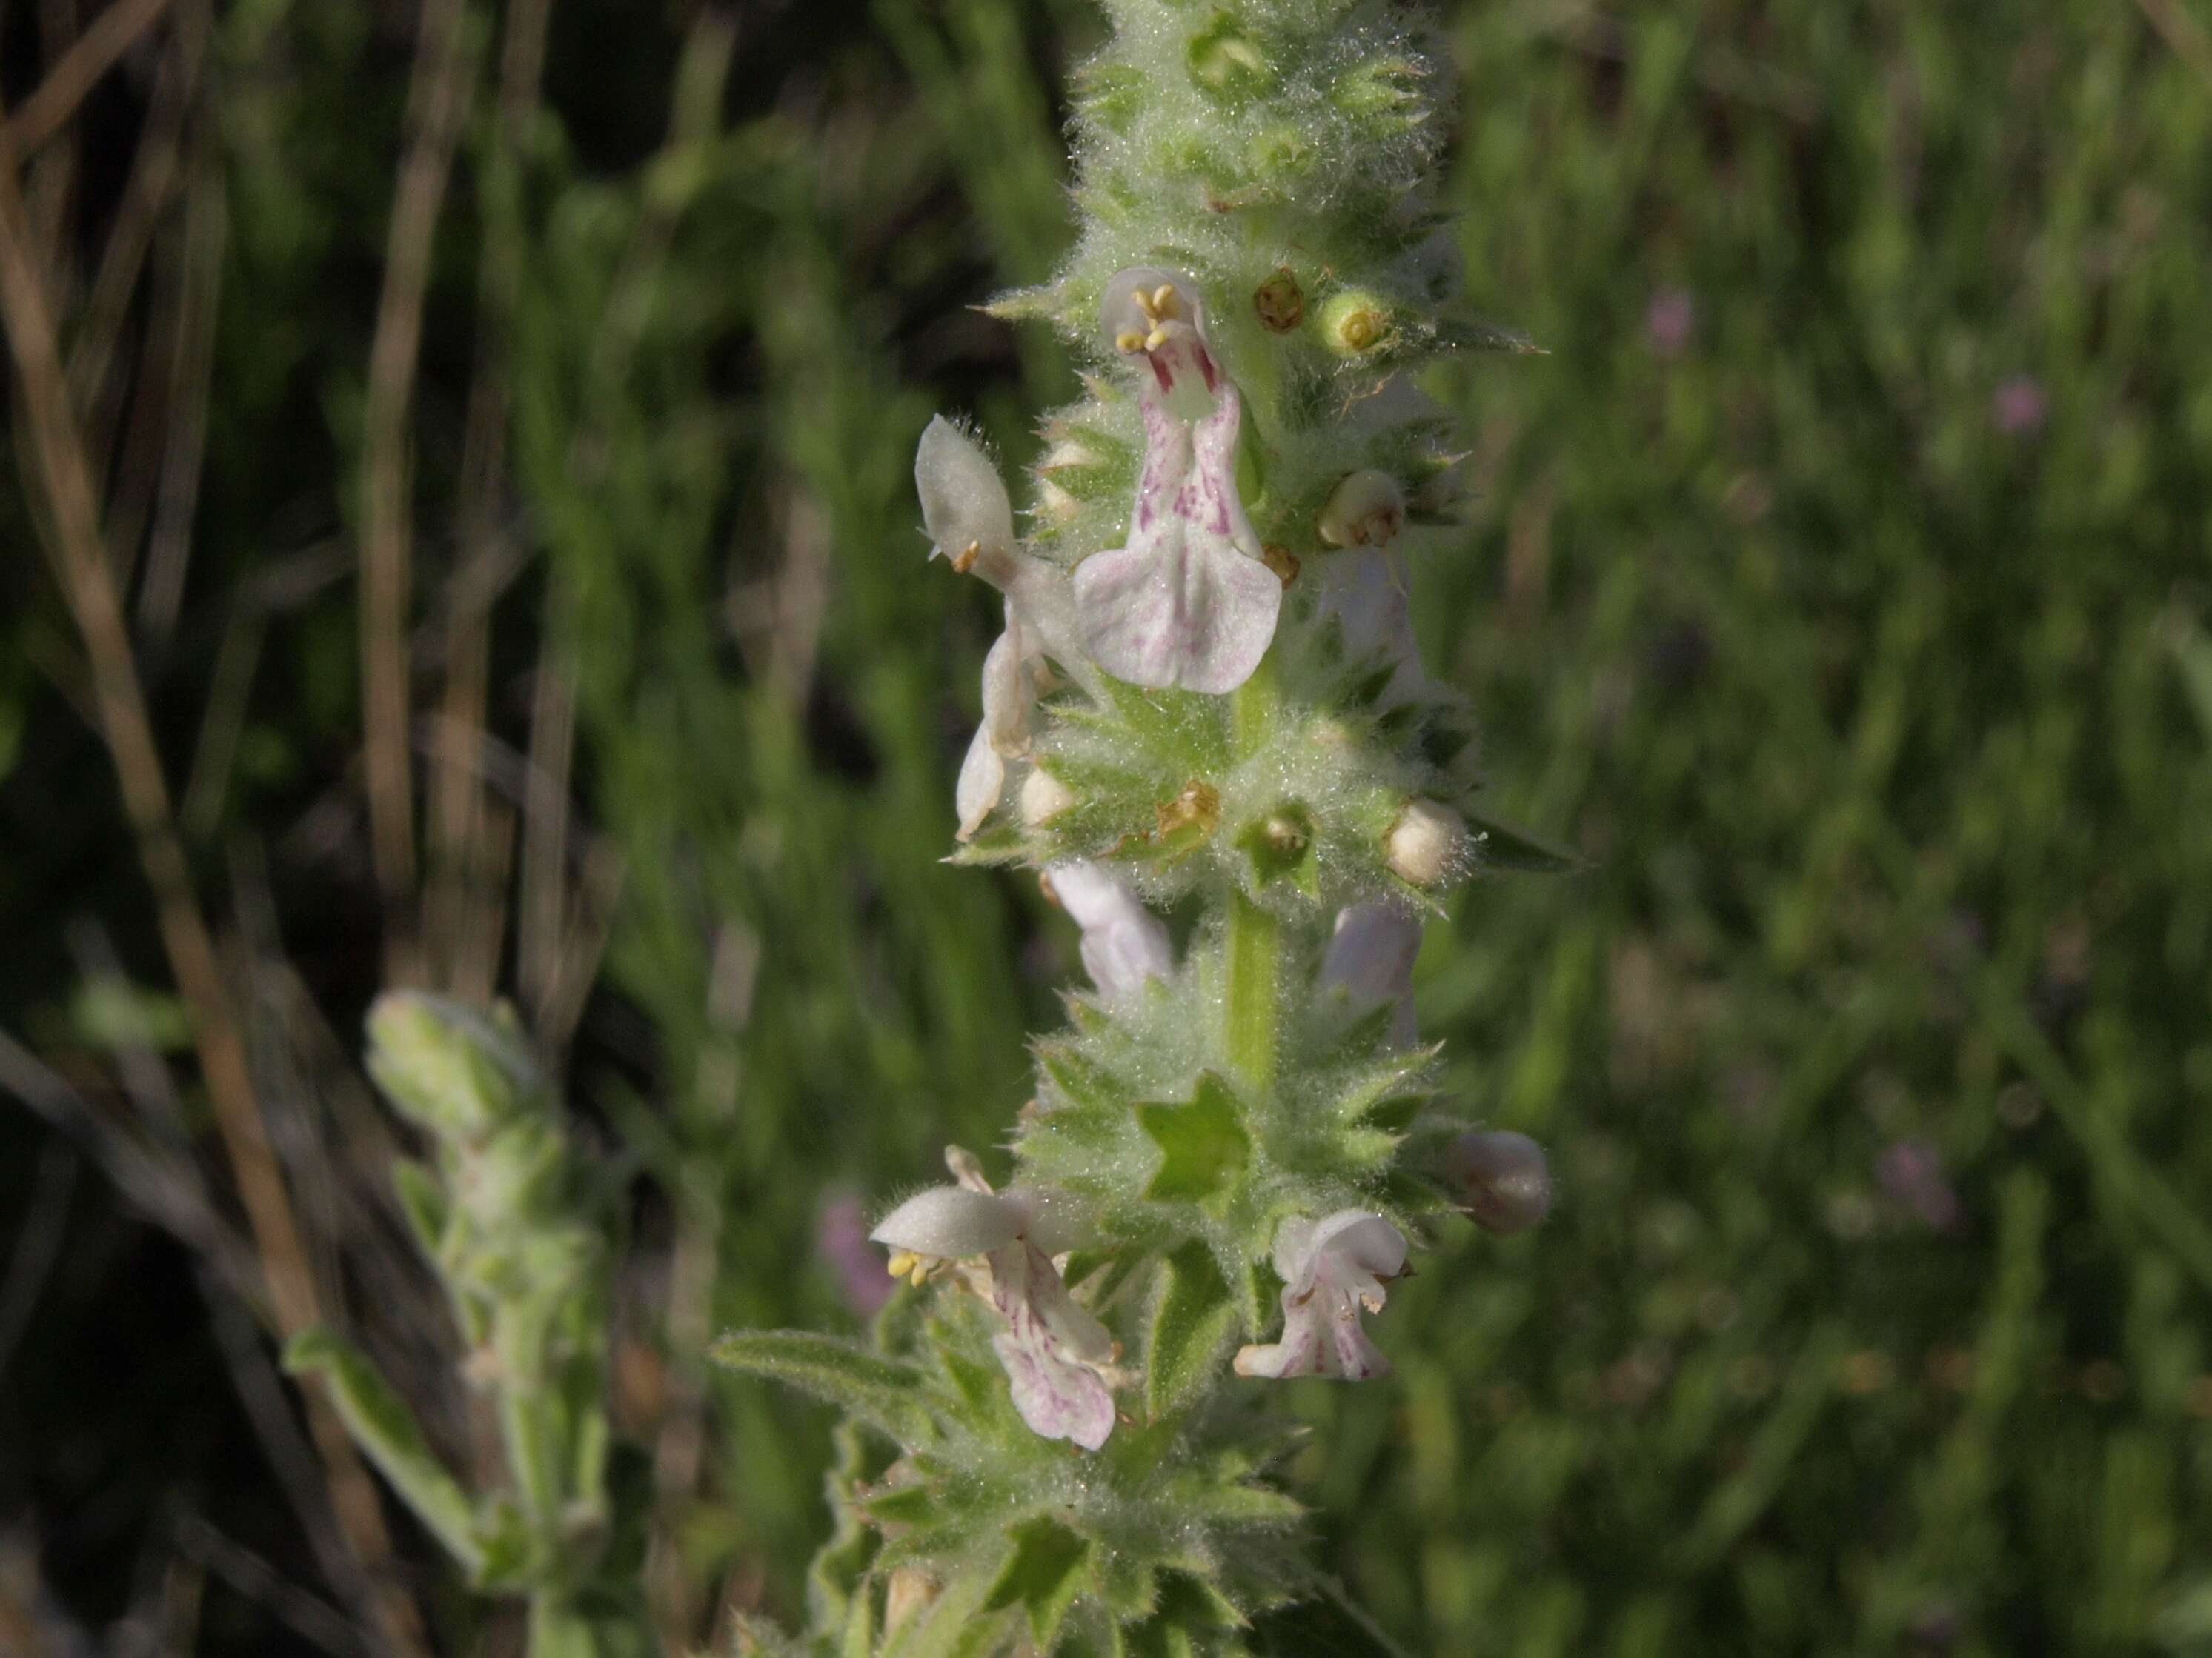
xmin=720 ymin=4 xmax=1561 ymax=1654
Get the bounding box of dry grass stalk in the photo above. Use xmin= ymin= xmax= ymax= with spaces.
xmin=1 ymin=0 xmax=176 ymax=156
xmin=361 ymin=0 xmax=478 ymax=985
xmin=428 ymin=0 xmax=554 ymax=1001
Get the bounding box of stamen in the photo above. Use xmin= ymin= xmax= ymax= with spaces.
xmin=1150 ymin=283 xmax=1178 ymax=316
xmin=1143 ymin=326 xmax=1171 ymax=350
xmin=951 ymin=538 xmax=981 ymax=573
xmin=886 ymin=1249 xmax=921 ymax=1280
xmin=1115 ymin=328 xmax=1147 ymax=353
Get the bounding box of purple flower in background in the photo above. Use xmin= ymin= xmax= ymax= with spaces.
xmin=1645 ymin=287 xmax=1695 ymax=358
xmin=1876 ymin=1141 xmax=1963 ymax=1233
xmin=1992 ymin=375 xmax=2046 ymax=436
xmin=817 ymin=1191 xmax=894 ymax=1317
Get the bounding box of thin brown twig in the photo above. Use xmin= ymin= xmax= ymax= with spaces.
xmin=517 ymin=633 xmax=579 ymax=1026
xmin=136 ymin=132 xmax=226 ymax=637
xmin=1 ymin=0 xmax=174 ymax=156
xmin=0 ymin=107 xmax=430 ymax=1658
xmin=428 ymin=0 xmax=554 ymax=1000
xmin=360 ymin=0 xmax=477 ymax=986
xmin=2134 ymin=0 xmax=2212 ymax=94
xmin=67 ymin=0 xmax=206 ymax=460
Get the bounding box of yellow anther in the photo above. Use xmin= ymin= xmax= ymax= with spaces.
xmin=1144 ymin=326 xmax=1171 ymax=351
xmin=909 ymin=1259 xmax=930 ymax=1287
xmin=951 ymin=537 xmax=981 ymax=573
xmin=1149 ymin=283 xmax=1179 ymax=317
xmin=1115 ymin=328 xmax=1147 ymax=353
xmin=886 ymin=1250 xmax=920 ymax=1280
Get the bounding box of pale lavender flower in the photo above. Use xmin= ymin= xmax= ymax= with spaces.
xmin=1318 ymin=901 xmax=1420 ymax=1048
xmin=1313 ymin=545 xmax=1423 ymax=702
xmin=1645 ymin=287 xmax=1695 ymax=357
xmin=1073 ymin=268 xmax=1281 ymax=693
xmin=1992 ymin=374 xmax=2046 ymax=436
xmin=870 ymin=1148 xmax=1117 ymax=1448
xmin=1234 ymin=1211 xmax=1408 ymax=1381
xmin=816 ymin=1191 xmax=894 ymax=1317
xmin=1046 ymin=861 xmax=1173 ymax=1002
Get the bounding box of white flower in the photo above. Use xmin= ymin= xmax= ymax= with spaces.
xmin=870 ymin=1148 xmax=1117 ymax=1449
xmin=916 ymin=417 xmax=1083 ymax=839
xmin=1234 ymin=1211 xmax=1409 ymax=1381
xmin=1045 ymin=861 xmax=1172 ymax=1002
xmin=1072 ymin=268 xmax=1281 ymax=694
xmin=1318 ymin=901 xmax=1420 ymax=1048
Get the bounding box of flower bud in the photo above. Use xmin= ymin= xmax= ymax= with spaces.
xmin=366 ymin=991 xmax=547 ymax=1142
xmin=1318 ymin=290 xmax=1392 ymax=356
xmin=1384 ymin=799 xmax=1465 ymax=887
xmin=1020 ymin=766 xmax=1077 ymax=828
xmin=1186 ymin=12 xmax=1271 ymax=96
xmin=1318 ymin=470 xmax=1406 ymax=548
xmin=1446 ymin=1131 xmax=1552 ymax=1234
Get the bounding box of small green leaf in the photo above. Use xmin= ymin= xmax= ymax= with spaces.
xmin=710 ymin=1330 xmax=940 ymax=1445
xmin=984 ymin=1516 xmax=1094 ymax=1649
xmin=885 ymin=1564 xmax=1017 ymax=1658
xmin=389 ymin=1157 xmax=448 ymax=1257
xmin=1328 ymin=1048 xmax=1439 ymax=1128
xmin=68 ymin=976 xmax=194 ymax=1053
xmin=283 ymin=1326 xmax=482 ymax=1574
xmin=1146 ymin=1243 xmax=1239 ymax=1416
xmin=1464 ymin=802 xmax=1581 ymax=874
xmin=862 ymin=1482 xmax=941 ymax=1529
xmin=1249 ymin=1580 xmax=1410 ymax=1657
xmin=1138 ymin=1073 xmax=1251 ymax=1204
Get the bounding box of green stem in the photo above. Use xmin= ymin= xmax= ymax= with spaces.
xmin=1226 ymin=891 xmax=1279 ymax=1094
xmin=1226 ymin=653 xmax=1282 ymax=1093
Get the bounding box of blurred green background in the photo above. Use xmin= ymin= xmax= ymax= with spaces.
xmin=4 ymin=0 xmax=2212 ymax=1653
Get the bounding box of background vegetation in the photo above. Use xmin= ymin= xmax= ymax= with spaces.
xmin=4 ymin=0 xmax=2212 ymax=1652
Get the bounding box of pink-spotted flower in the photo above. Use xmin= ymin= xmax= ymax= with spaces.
xmin=1046 ymin=860 xmax=1172 ymax=1003
xmin=1234 ymin=1210 xmax=1409 ymax=1381
xmin=915 ymin=416 xmax=1081 ymax=839
xmin=870 ymin=1148 xmax=1117 ymax=1449
xmin=1072 ymin=267 xmax=1281 ymax=694
xmin=1318 ymin=901 xmax=1420 ymax=1048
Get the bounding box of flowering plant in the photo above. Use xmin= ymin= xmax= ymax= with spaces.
xmin=714 ymin=1 xmax=1562 ymax=1654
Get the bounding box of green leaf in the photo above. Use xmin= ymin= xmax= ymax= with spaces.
xmin=984 ymin=1516 xmax=1094 ymax=1649
xmin=886 ymin=1563 xmax=1017 ymax=1658
xmin=1327 ymin=1048 xmax=1439 ymax=1129
xmin=282 ymin=1326 xmax=482 ymax=1574
xmin=1463 ymin=802 xmax=1581 ymax=874
xmin=1249 ymin=1580 xmax=1410 ymax=1658
xmin=389 ymin=1156 xmax=448 ymax=1258
xmin=710 ymin=1329 xmax=940 ymax=1445
xmin=1138 ymin=1073 xmax=1251 ymax=1204
xmin=1146 ymin=1243 xmax=1239 ymax=1416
